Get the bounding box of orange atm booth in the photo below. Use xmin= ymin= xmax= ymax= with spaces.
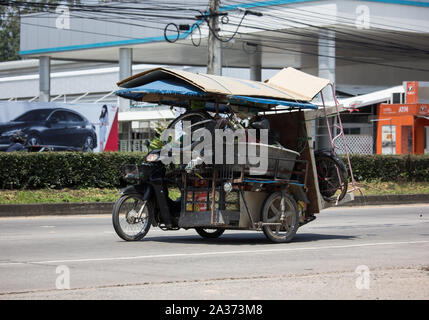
xmin=377 ymin=81 xmax=429 ymax=155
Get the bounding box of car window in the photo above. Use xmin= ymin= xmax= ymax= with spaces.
xmin=14 ymin=109 xmax=52 ymax=122
xmin=66 ymin=112 xmax=83 ymax=122
xmin=49 ymin=111 xmax=68 ymax=122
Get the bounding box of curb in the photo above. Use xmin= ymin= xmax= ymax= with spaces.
xmin=0 ymin=202 xmax=114 ymax=217
xmin=0 ymin=194 xmax=428 ymax=217
xmin=339 ymin=194 xmax=429 ymax=207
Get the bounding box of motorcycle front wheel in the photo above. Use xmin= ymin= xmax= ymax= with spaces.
xmin=112 ymin=194 xmax=153 ymax=241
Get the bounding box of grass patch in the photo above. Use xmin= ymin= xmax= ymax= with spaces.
xmin=0 ymin=181 xmax=427 ymax=204
xmin=0 ymin=188 xmax=120 ymax=204
xmin=354 ymin=181 xmax=429 ymax=196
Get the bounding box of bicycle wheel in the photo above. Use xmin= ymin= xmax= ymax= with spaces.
xmin=164 ymin=110 xmax=213 ymax=151
xmin=315 ymin=154 xmax=348 ymax=202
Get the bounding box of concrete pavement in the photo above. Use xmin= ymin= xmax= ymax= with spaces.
xmin=0 ymin=204 xmax=428 ymax=299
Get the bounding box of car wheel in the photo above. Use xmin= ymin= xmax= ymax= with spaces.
xmin=26 ymin=133 xmax=43 ymax=146
xmin=82 ymin=135 xmax=94 ymax=151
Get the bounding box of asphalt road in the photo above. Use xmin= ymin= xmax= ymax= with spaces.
xmin=0 ymin=204 xmax=428 ymax=300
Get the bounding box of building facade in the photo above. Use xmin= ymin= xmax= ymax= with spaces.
xmin=1 ymin=0 xmax=429 ymax=152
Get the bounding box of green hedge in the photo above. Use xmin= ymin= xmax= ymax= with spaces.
xmin=0 ymin=153 xmax=428 ymax=190
xmin=343 ymin=154 xmax=429 ymax=182
xmin=0 ymin=152 xmax=147 ymax=190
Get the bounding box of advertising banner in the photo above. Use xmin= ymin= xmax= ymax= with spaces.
xmin=0 ymin=102 xmax=118 ymax=152
xmin=381 ymin=124 xmax=396 ymax=155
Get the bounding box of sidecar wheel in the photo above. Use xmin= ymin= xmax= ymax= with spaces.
xmin=261 ymin=192 xmax=299 ymax=243
xmin=112 ymin=194 xmax=153 ymax=241
xmin=195 ymin=228 xmax=225 ymax=239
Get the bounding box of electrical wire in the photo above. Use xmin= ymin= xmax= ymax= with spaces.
xmin=5 ymin=0 xmax=429 ymax=72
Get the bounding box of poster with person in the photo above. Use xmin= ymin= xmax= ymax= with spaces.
xmin=0 ymin=102 xmax=118 ymax=152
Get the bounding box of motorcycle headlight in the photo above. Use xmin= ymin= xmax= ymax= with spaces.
xmin=146 ymin=152 xmax=160 ymax=162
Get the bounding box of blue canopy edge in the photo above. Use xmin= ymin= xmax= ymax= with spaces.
xmin=115 ymin=78 xmax=318 ymax=110
xmin=115 ymin=79 xmax=206 ymax=101
xmin=227 ymin=95 xmax=318 ymax=110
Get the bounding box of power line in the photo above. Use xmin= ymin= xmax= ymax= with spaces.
xmin=224 ymin=11 xmax=429 ymax=58
xmin=222 ymin=0 xmax=429 ymax=48
xmin=230 ymin=20 xmax=429 ymax=59
xmin=7 ymin=0 xmax=429 ymax=72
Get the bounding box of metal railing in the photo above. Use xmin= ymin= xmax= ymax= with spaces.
xmin=119 ymin=139 xmax=149 ymax=152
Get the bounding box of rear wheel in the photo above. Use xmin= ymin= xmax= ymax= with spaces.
xmin=195 ymin=228 xmax=225 ymax=239
xmin=261 ymin=192 xmax=299 ymax=243
xmin=112 ymin=194 xmax=153 ymax=241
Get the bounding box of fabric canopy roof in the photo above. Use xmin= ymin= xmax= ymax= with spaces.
xmin=116 ymin=67 xmax=331 ymax=110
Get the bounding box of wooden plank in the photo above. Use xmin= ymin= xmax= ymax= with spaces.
xmin=266 ymin=111 xmax=321 ymax=214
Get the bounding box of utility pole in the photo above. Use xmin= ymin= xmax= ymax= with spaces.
xmin=207 ymin=0 xmax=222 ymax=75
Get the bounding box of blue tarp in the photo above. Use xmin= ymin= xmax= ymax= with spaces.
xmin=115 ymin=79 xmax=319 ymax=110
xmin=227 ymin=95 xmax=318 ymax=110
xmin=115 ymin=79 xmax=206 ymax=101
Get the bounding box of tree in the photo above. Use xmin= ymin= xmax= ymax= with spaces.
xmin=0 ymin=0 xmax=81 ymax=62
xmin=149 ymin=122 xmax=167 ymax=151
xmin=0 ymin=3 xmax=21 ymax=61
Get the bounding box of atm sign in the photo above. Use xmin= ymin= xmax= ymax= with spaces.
xmin=380 ymin=103 xmax=429 ymax=116
xmin=380 ymin=105 xmax=411 ymax=115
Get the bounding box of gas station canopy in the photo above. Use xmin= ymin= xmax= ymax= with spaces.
xmin=19 ymin=0 xmax=429 ymax=74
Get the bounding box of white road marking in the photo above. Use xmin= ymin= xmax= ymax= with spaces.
xmin=0 ymin=240 xmax=428 ymax=267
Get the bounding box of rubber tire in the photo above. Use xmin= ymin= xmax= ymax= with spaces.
xmin=166 ymin=110 xmax=212 ymax=130
xmin=26 ymin=132 xmax=43 ymax=146
xmin=261 ymin=192 xmax=300 ymax=243
xmin=164 ymin=110 xmax=213 ymax=151
xmin=112 ymin=194 xmax=153 ymax=241
xmin=195 ymin=228 xmax=225 ymax=239
xmin=315 ymin=154 xmax=348 ymax=202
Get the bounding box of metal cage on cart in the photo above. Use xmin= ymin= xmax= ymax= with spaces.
xmin=178 ymin=152 xmax=310 ymax=230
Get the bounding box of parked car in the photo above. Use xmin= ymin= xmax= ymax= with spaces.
xmin=0 ymin=108 xmax=97 ymax=151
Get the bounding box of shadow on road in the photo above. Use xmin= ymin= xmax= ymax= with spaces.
xmin=293 ymin=233 xmax=357 ymax=243
xmin=140 ymin=232 xmax=357 ymax=246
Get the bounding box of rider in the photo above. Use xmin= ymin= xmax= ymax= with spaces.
xmin=6 ymin=131 xmax=26 ymax=152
